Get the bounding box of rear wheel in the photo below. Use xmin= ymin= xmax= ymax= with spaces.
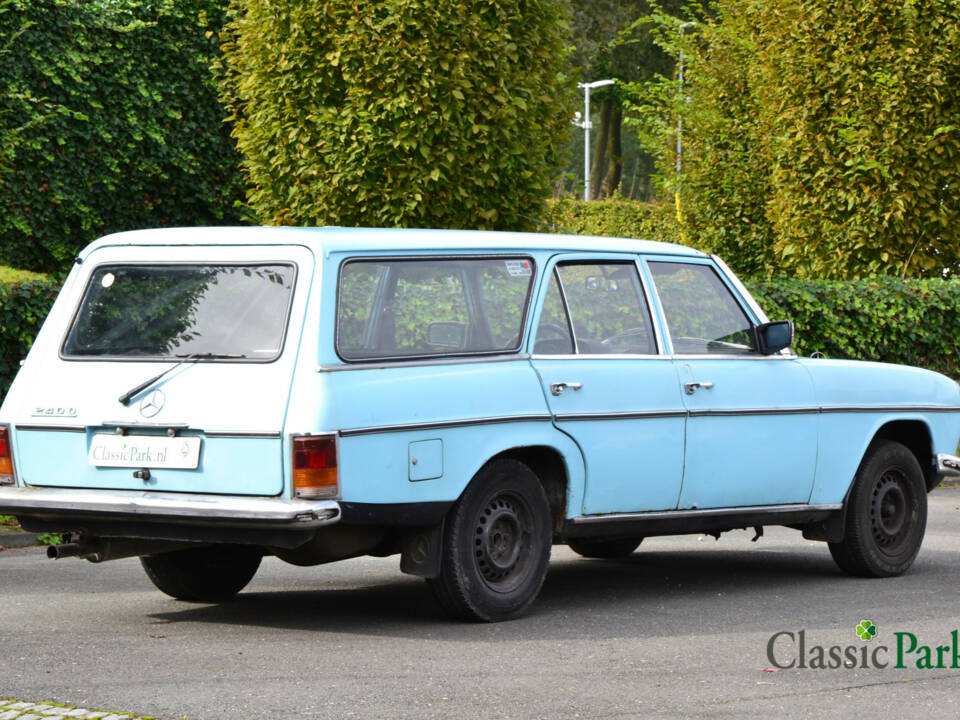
xmin=567 ymin=537 xmax=642 ymax=559
xmin=141 ymin=545 xmax=262 ymax=602
xmin=828 ymin=440 xmax=927 ymax=577
xmin=428 ymin=459 xmax=552 ymax=622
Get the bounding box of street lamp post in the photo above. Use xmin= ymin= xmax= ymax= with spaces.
xmin=575 ymin=79 xmax=615 ymax=201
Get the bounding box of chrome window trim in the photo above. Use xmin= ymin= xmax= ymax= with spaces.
xmin=334 ymin=254 xmax=538 ymax=364
xmin=570 ymin=502 xmax=844 ymax=525
xmin=338 ymin=414 xmax=553 ymax=437
xmin=318 ymin=353 xmax=531 ymax=372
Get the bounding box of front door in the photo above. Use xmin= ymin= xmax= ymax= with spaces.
xmin=529 ymin=257 xmax=686 ymax=515
xmin=646 ymin=259 xmax=819 ymax=509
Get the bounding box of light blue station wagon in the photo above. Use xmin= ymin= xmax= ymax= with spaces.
xmin=1 ymin=227 xmax=959 ymax=621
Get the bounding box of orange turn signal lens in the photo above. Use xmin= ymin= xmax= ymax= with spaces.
xmin=292 ymin=434 xmax=338 ymax=499
xmin=0 ymin=425 xmax=14 ymax=484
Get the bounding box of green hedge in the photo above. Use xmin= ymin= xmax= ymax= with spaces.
xmin=0 ymin=276 xmax=58 ymax=400
xmin=2 ymin=273 xmax=959 ymax=405
xmin=545 ymin=197 xmax=680 ymax=243
xmin=218 ymin=0 xmax=574 ymax=231
xmin=0 ymin=0 xmax=246 ymax=274
xmin=747 ymin=277 xmax=960 ymax=379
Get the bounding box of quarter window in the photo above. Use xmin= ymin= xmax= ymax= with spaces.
xmin=337 ymin=257 xmax=534 ymax=361
xmin=648 ymin=261 xmax=755 ymax=354
xmin=534 ymin=262 xmax=656 ymax=355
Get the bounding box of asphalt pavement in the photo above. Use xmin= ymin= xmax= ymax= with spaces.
xmin=2 ymin=489 xmax=959 ymax=719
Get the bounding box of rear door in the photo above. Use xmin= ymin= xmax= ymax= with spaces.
xmin=529 ymin=256 xmax=686 ymax=514
xmin=11 ymin=243 xmax=314 ymax=496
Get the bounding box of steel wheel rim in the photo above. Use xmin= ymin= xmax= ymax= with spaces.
xmin=870 ymin=468 xmax=914 ymax=553
xmin=474 ymin=492 xmax=534 ymax=593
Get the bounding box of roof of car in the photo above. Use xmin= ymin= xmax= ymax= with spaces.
xmin=82 ymin=226 xmax=706 ymax=259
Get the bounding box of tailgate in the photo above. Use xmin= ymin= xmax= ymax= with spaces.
xmin=7 ymin=243 xmax=315 ymax=497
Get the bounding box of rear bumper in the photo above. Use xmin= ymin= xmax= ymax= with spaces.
xmin=0 ymin=486 xmax=341 ymax=529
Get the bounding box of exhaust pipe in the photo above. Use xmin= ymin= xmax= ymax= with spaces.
xmin=47 ymin=543 xmax=84 ymax=559
xmin=46 ymin=538 xmax=197 ymax=563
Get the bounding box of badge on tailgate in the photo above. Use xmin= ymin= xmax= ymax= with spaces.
xmin=89 ymin=434 xmax=202 ymax=469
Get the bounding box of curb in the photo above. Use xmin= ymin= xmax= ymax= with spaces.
xmin=0 ymin=532 xmax=40 ymax=549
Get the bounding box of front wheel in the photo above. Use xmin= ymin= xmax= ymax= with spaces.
xmin=828 ymin=440 xmax=927 ymax=577
xmin=141 ymin=545 xmax=263 ymax=602
xmin=427 ymin=459 xmax=552 ymax=622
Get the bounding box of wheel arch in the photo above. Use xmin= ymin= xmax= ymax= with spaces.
xmin=480 ymin=445 xmax=570 ymax=536
xmin=871 ymin=420 xmax=936 ymax=491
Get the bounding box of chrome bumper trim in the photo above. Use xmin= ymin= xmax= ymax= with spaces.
xmin=935 ymin=453 xmax=960 ymax=479
xmin=0 ymin=487 xmax=341 ymax=528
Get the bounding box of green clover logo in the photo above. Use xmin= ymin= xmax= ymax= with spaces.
xmin=856 ymin=620 xmax=877 ymax=641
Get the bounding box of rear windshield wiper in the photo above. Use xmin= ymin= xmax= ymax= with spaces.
xmin=118 ymin=352 xmax=246 ymax=406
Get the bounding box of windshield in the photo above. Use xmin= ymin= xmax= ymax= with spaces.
xmin=337 ymin=257 xmax=535 ymax=361
xmin=62 ymin=264 xmax=296 ymax=361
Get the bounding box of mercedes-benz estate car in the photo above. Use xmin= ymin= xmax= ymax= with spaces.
xmin=1 ymin=227 xmax=958 ymax=621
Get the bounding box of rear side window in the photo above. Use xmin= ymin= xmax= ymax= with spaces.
xmin=337 ymin=257 xmax=535 ymax=361
xmin=62 ymin=264 xmax=296 ymax=361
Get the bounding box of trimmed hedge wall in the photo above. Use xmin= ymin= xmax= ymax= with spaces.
xmin=747 ymin=277 xmax=960 ymax=380
xmin=2 ymin=274 xmax=959 ymax=405
xmin=0 ymin=277 xmax=58 ymax=399
xmin=545 ymin=197 xmax=680 ymax=243
xmin=0 ymin=0 xmax=246 ymax=274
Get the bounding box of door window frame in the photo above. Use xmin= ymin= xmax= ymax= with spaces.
xmin=530 ymin=254 xmax=665 ymax=358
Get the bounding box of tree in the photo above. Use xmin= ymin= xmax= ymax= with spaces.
xmin=568 ymin=0 xmax=683 ymax=199
xmin=0 ymin=0 xmax=245 ymax=274
xmin=218 ymin=0 xmax=575 ymax=230
xmin=625 ymin=0 xmax=960 ymax=279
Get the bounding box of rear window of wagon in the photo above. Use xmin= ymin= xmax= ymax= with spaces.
xmin=62 ymin=263 xmax=297 ymax=361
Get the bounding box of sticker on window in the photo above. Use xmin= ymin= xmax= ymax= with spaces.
xmin=504 ymin=260 xmax=532 ymax=277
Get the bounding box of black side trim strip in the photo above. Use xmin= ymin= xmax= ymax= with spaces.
xmin=688 ymin=408 xmax=818 ymax=417
xmin=339 ymin=500 xmax=454 ymax=526
xmin=564 ymin=503 xmax=843 ymax=540
xmin=555 ymin=411 xmax=687 ymax=422
xmin=819 ymin=405 xmax=960 ymax=414
xmin=339 ymin=414 xmax=553 ymax=437
xmin=204 ymin=432 xmax=281 ymax=439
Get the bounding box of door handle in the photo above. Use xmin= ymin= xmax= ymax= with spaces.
xmin=684 ymin=381 xmax=715 ymax=395
xmin=550 ymin=381 xmax=583 ymax=396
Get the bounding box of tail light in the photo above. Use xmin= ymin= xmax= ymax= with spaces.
xmin=0 ymin=425 xmax=15 ymax=485
xmin=292 ymin=434 xmax=338 ymax=499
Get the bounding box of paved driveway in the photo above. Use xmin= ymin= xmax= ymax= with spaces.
xmin=2 ymin=489 xmax=959 ymax=719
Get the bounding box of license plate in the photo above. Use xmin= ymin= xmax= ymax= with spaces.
xmin=88 ymin=434 xmax=202 ymax=469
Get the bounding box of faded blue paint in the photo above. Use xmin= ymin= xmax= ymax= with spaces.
xmin=1 ymin=227 xmax=958 ymax=532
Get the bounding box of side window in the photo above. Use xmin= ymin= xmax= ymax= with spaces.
xmin=534 ymin=262 xmax=656 ymax=355
xmin=534 ymin=271 xmax=575 ymax=354
xmin=648 ymin=261 xmax=755 ymax=355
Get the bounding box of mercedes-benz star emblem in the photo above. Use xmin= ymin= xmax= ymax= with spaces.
xmin=139 ymin=389 xmax=166 ymax=418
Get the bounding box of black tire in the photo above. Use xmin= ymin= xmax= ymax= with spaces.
xmin=828 ymin=440 xmax=927 ymax=577
xmin=567 ymin=537 xmax=642 ymax=559
xmin=427 ymin=459 xmax=552 ymax=622
xmin=140 ymin=545 xmax=262 ymax=602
